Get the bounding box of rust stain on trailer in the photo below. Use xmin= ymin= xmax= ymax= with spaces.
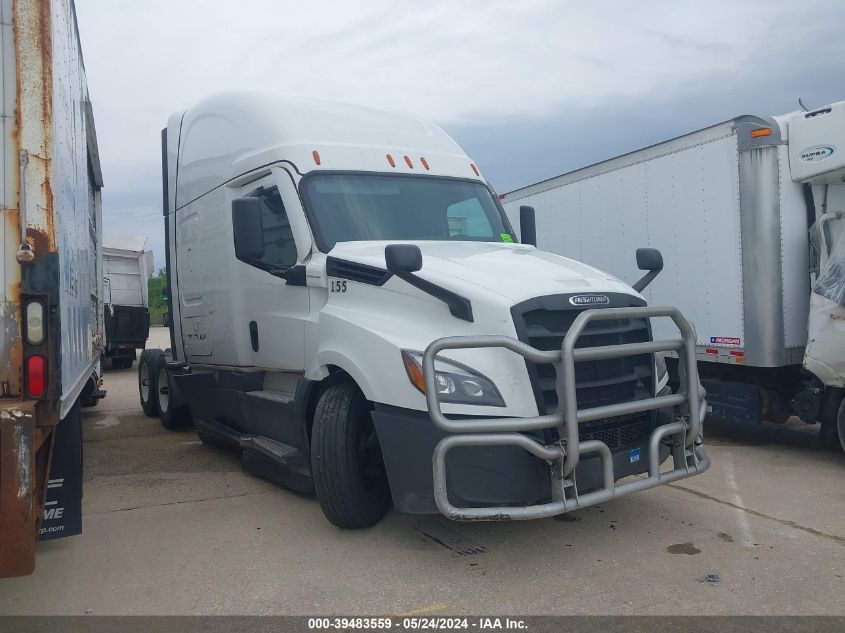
xmin=39 ymin=177 xmax=56 ymax=252
xmin=13 ymin=0 xmax=56 ymax=253
xmin=37 ymin=0 xmax=53 ymax=126
xmin=0 ymin=400 xmax=39 ymax=578
xmin=4 ymin=210 xmax=21 ymax=303
xmin=25 ymin=226 xmax=51 ymax=257
xmin=11 ymin=421 xmax=30 ymax=500
xmin=1 ymin=0 xmax=58 ymax=578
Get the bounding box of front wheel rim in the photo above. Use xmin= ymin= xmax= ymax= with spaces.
xmin=157 ymin=367 xmax=170 ymax=413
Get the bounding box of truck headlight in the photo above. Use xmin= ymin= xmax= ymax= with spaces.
xmin=401 ymin=350 xmax=505 ymax=407
xmin=655 ymin=353 xmax=669 ymax=392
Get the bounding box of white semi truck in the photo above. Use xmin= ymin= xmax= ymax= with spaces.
xmin=103 ymin=235 xmax=154 ymax=368
xmin=0 ymin=0 xmax=105 ymax=577
xmin=501 ymin=101 xmax=845 ymax=451
xmin=140 ymin=91 xmax=709 ymax=528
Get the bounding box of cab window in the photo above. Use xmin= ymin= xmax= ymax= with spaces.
xmin=446 ymin=198 xmax=496 ymax=239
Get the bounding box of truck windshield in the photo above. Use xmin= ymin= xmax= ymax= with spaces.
xmin=301 ymin=173 xmax=514 ymax=251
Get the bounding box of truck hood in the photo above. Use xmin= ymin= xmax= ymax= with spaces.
xmin=326 ymin=241 xmax=640 ymax=304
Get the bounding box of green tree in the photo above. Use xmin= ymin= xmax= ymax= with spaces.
xmin=148 ymin=268 xmax=168 ymax=325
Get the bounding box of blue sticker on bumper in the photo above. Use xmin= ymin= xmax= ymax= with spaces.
xmin=629 ymin=448 xmax=641 ymax=464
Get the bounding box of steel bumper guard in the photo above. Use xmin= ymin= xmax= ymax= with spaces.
xmin=423 ymin=306 xmax=710 ymax=521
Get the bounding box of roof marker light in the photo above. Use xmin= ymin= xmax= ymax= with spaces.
xmin=420 ymin=157 xmax=430 ymax=170
xmin=403 ymin=155 xmax=414 ymax=169
xmin=386 ymin=154 xmax=396 ymax=167
xmin=470 ymin=163 xmax=480 ymax=176
xmin=751 ymin=128 xmax=772 ymax=138
xmin=312 ymin=150 xmax=321 ymax=165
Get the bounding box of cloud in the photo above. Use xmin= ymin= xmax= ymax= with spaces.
xmin=73 ymin=0 xmax=845 ymax=268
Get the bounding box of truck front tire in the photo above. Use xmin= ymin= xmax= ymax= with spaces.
xmin=311 ymin=383 xmax=391 ymax=528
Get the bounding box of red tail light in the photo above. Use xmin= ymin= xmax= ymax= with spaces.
xmin=26 ymin=355 xmax=46 ymax=398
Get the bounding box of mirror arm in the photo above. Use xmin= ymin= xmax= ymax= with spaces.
xmin=632 ymin=269 xmax=660 ymax=293
xmin=392 ymin=269 xmax=474 ymax=322
xmin=385 ymin=244 xmax=473 ymax=322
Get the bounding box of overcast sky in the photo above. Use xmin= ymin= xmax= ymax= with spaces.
xmin=76 ymin=0 xmax=845 ymax=270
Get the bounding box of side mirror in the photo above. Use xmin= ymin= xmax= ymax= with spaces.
xmin=385 ymin=244 xmax=422 ymax=274
xmin=519 ymin=205 xmax=537 ymax=247
xmin=632 ymin=247 xmax=663 ymax=292
xmin=636 ymin=248 xmax=663 ymax=272
xmin=384 ymin=243 xmax=474 ymax=322
xmin=232 ymin=198 xmax=265 ymax=261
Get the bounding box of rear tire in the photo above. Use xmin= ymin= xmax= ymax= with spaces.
xmin=156 ymin=355 xmax=192 ymax=430
xmin=311 ymin=382 xmax=391 ymax=528
xmin=819 ymin=389 xmax=845 ymax=451
xmin=138 ymin=350 xmax=161 ymax=417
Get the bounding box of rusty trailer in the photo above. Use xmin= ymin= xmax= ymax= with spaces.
xmin=0 ymin=0 xmax=104 ymax=577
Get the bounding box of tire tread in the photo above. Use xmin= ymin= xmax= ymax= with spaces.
xmin=138 ymin=349 xmax=161 ymax=417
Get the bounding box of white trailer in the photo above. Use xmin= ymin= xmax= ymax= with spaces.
xmin=103 ymin=235 xmax=153 ymax=368
xmin=0 ymin=0 xmax=104 ymax=577
xmin=139 ymin=91 xmax=710 ymax=530
xmin=502 ymin=101 xmax=845 ymax=449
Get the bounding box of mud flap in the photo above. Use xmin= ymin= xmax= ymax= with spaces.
xmin=39 ymin=402 xmax=82 ymax=541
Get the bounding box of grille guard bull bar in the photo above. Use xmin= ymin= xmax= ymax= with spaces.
xmin=422 ymin=306 xmax=710 ymax=521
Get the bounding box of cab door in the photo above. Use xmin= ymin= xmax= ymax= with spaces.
xmin=232 ymin=170 xmax=311 ymax=371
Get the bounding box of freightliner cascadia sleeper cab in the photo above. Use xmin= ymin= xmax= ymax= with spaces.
xmin=139 ymin=92 xmax=709 ymax=527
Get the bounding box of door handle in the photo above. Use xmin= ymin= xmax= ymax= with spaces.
xmin=249 ymin=321 xmax=259 ymax=352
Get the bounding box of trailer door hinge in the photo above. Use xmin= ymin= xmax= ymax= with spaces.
xmin=16 ymin=150 xmax=34 ymax=263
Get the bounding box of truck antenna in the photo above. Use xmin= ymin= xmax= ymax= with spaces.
xmin=798 ymin=97 xmax=811 ymax=112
